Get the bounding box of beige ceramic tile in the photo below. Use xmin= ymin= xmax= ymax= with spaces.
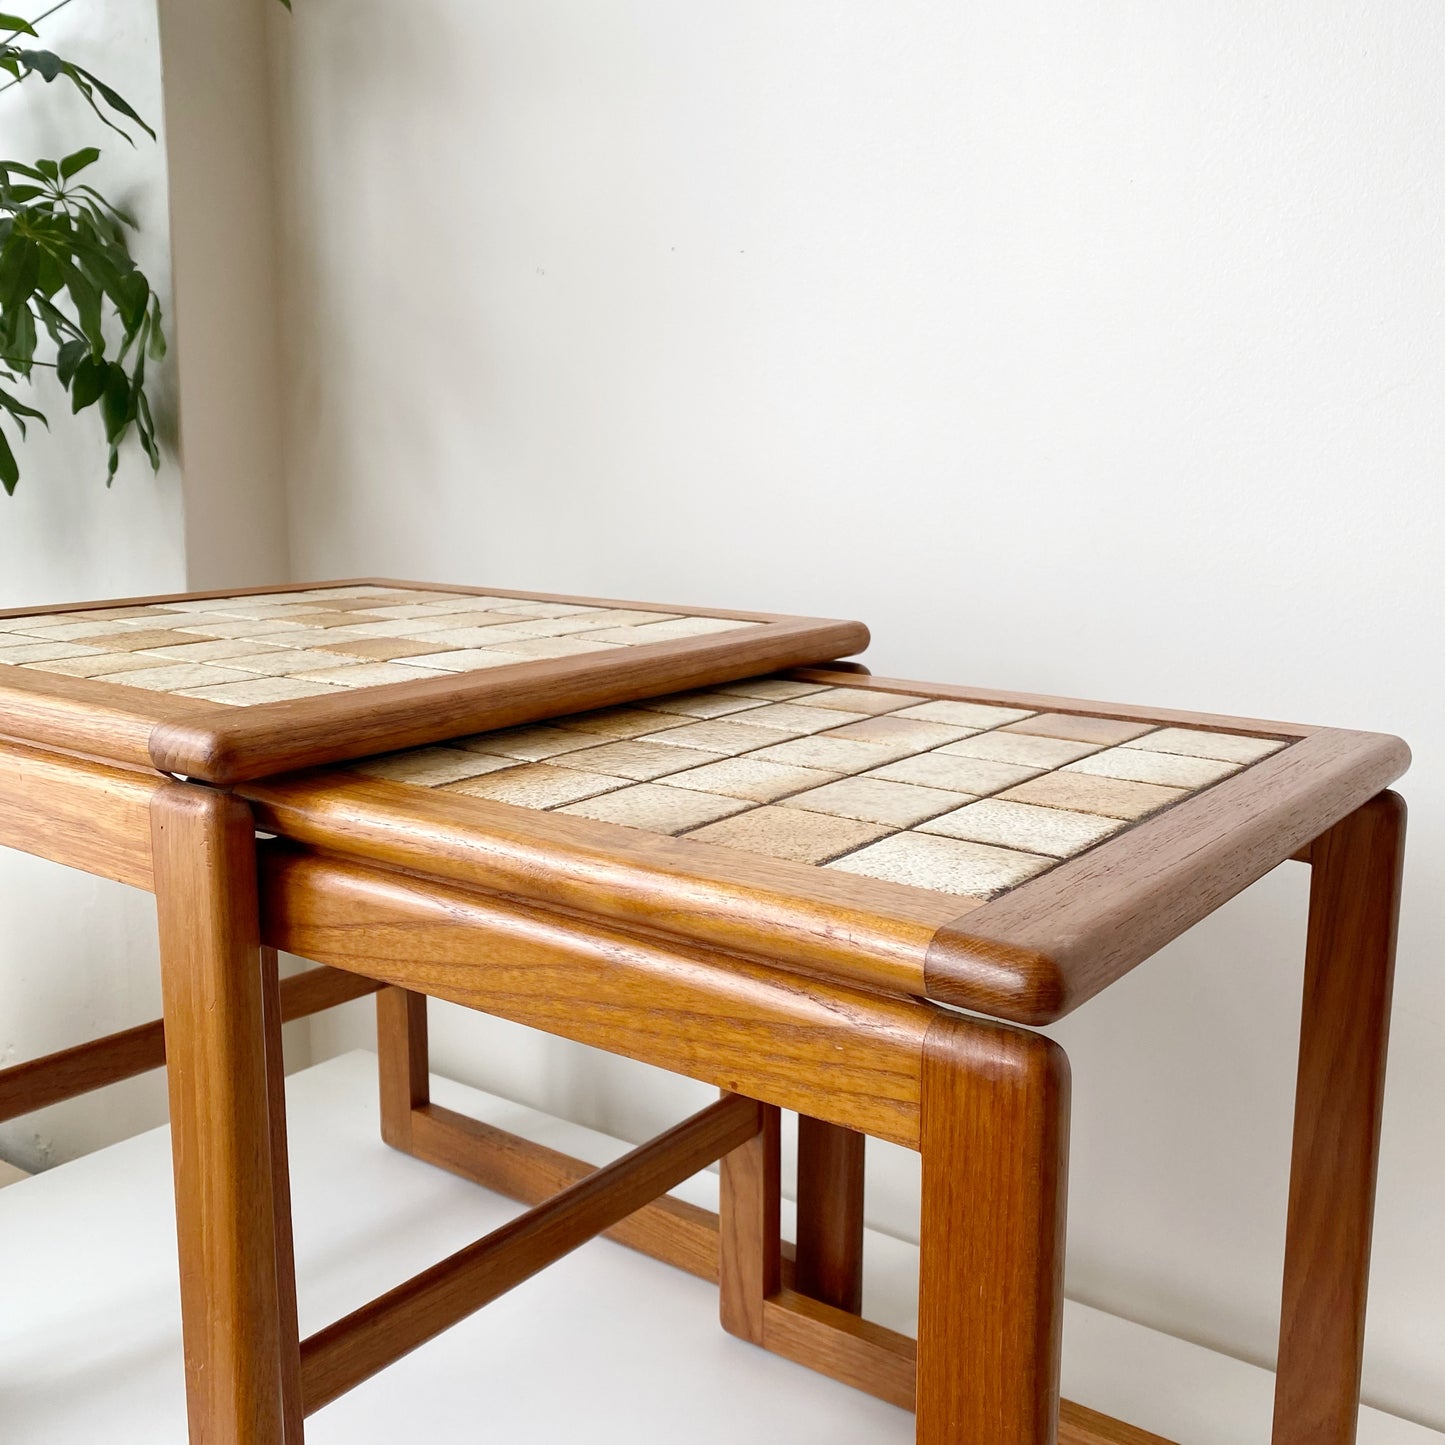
xmin=826 ymin=715 xmax=976 ymax=749
xmin=918 ymin=799 xmax=1126 ymax=858
xmin=682 ymin=806 xmax=892 ymax=864
xmin=486 ymin=636 xmax=619 ymax=660
xmin=781 ymin=775 xmax=974 ymax=828
xmin=557 ymin=708 xmax=689 ymax=740
xmin=220 ymin=649 xmax=362 ymax=676
xmin=308 ymin=636 xmax=451 ymax=661
xmin=893 ymin=699 xmax=1037 ymax=729
xmin=350 ymin=748 xmax=516 ymax=786
xmin=588 ymin=617 xmax=754 ymax=645
xmin=790 ymin=687 xmax=919 ymax=715
xmin=17 ymin=619 xmax=140 ymax=641
xmin=556 ymin=784 xmax=751 ymax=835
xmin=487 ymin=601 xmax=598 ymax=619
xmin=233 ymin=627 xmax=368 ymax=650
xmin=456 ymin=726 xmax=604 ymax=761
xmin=714 ymin=679 xmax=828 ymax=701
xmin=140 ymin=638 xmax=288 ymax=664
xmin=1001 ymin=771 xmax=1187 ymax=820
xmin=398 ymin=649 xmax=523 ymax=672
xmin=747 ymin=734 xmax=916 ymax=773
xmin=0 ymin=641 xmax=102 ymax=664
xmin=549 ymin=738 xmax=718 ymax=781
xmin=867 ymin=753 xmax=1042 ymax=795
xmin=112 ymin=663 xmax=256 ymax=693
xmin=444 ymin=763 xmax=627 ymax=809
xmin=1065 ymin=748 xmax=1240 ymax=788
xmin=640 ymin=691 xmax=770 ymax=719
xmin=82 ymin=628 xmax=202 ymax=652
xmin=176 ymin=675 xmax=342 ymax=705
xmin=299 ymin=662 xmax=450 ymax=688
xmin=390 ymin=624 xmax=537 ymax=648
xmin=729 ymin=702 xmax=871 ymax=735
xmin=1002 ymin=713 xmax=1158 ymax=746
xmin=828 ymin=832 xmax=1052 ymax=897
xmin=938 ymin=731 xmax=1101 ymax=768
xmin=173 ymin=618 xmax=307 ymax=640
xmin=1122 ymin=727 xmax=1289 ymax=765
xmin=25 ymin=652 xmax=168 ymax=679
xmin=642 ymin=718 xmax=801 ymax=754
xmin=659 ymin=756 xmax=840 ymax=803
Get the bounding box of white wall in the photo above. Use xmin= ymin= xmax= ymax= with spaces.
xmin=0 ymin=0 xmax=188 ymax=1170
xmin=276 ymin=2 xmax=1445 ymax=1427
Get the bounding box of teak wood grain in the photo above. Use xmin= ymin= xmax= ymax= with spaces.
xmin=718 ymin=1099 xmax=781 ymax=1345
xmin=376 ymin=987 xmax=429 ymax=1152
xmin=1272 ymin=792 xmax=1405 ymax=1445
xmin=794 ymin=1117 xmax=867 ymax=1314
xmin=259 ymin=848 xmax=933 ymax=1147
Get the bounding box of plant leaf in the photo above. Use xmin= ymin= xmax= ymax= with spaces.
xmin=59 ymin=146 xmax=100 ymax=179
xmin=0 ymin=14 xmax=40 ymax=37
xmin=68 ymin=354 xmax=106 ymax=411
xmin=0 ymin=424 xmax=18 ymax=494
xmin=55 ymin=338 xmax=87 ymax=386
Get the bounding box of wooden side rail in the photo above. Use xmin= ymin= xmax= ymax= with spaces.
xmin=299 ymin=1093 xmax=763 ymax=1412
xmin=0 ymin=965 xmax=382 ymax=1124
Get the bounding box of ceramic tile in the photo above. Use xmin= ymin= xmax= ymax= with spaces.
xmin=825 ymin=715 xmax=976 ymax=749
xmin=790 ymin=687 xmax=919 ymax=715
xmin=281 ymin=609 xmax=387 ymax=629
xmin=456 ymin=726 xmax=604 ymax=761
xmin=866 ymin=753 xmax=1043 ymax=795
xmin=351 ymin=748 xmax=516 ymax=786
xmin=918 ymin=799 xmax=1125 ymax=858
xmin=485 ymin=636 xmax=619 ymax=661
xmin=112 ymin=663 xmax=256 ymax=693
xmin=714 ymin=679 xmax=829 ymax=701
xmin=140 ymin=638 xmax=289 ymax=664
xmin=1122 ymin=727 xmax=1289 ymax=765
xmin=1000 ymin=771 xmax=1187 ymax=820
xmin=938 ymin=732 xmax=1102 ymax=768
xmin=235 ymin=627 xmax=369 ymax=651
xmin=682 ymin=806 xmax=891 ymax=865
xmin=396 ymin=650 xmax=524 ymax=672
xmin=642 ymin=718 xmax=802 ymax=753
xmin=556 ymin=784 xmax=751 ymax=835
xmin=1001 ymin=713 xmax=1157 ymax=746
xmin=220 ymin=649 xmax=363 ymax=676
xmin=746 ymin=734 xmax=915 ymax=772
xmin=781 ymin=776 xmax=973 ymax=828
xmin=828 ymin=832 xmax=1052 ymax=897
xmin=83 ymin=628 xmax=202 ymax=653
xmin=0 ymin=641 xmax=102 ymax=664
xmin=892 ymin=699 xmax=1037 ymax=729
xmin=174 ymin=618 xmax=307 ymax=640
xmin=548 ymin=739 xmax=718 ymax=782
xmin=26 ymin=652 xmax=167 ymax=679
xmin=388 ymin=624 xmax=538 ymax=648
xmin=659 ymin=757 xmax=841 ymax=803
xmin=1065 ymin=748 xmax=1241 ymax=788
xmin=557 ymin=709 xmax=689 ymax=740
xmin=588 ymin=617 xmax=755 ymax=645
xmin=640 ymin=691 xmax=771 ymax=719
xmin=486 ymin=601 xmax=599 ymax=619
xmin=310 ymin=636 xmax=453 ymax=661
xmin=17 ymin=619 xmax=141 ymax=641
xmin=444 ymin=764 xmax=626 ymax=809
xmin=729 ymin=702 xmax=872 ymax=734
xmin=176 ymin=675 xmax=342 ymax=705
xmin=298 ymin=662 xmax=450 ymax=688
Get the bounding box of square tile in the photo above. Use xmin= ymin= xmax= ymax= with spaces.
xmin=0 ymin=641 xmax=102 ymax=664
xmin=642 ymin=718 xmax=801 ymax=754
xmin=893 ymin=699 xmax=1037 ymax=729
xmin=16 ymin=619 xmax=139 ymax=641
xmin=790 ymin=687 xmax=919 ymax=715
xmin=110 ymin=663 xmax=256 ymax=693
xmin=350 ymin=748 xmax=516 ymax=786
xmin=640 ymin=691 xmax=770 ymax=719
xmin=1064 ymin=748 xmax=1241 ymax=788
xmin=487 ymin=601 xmax=598 ymax=619
xmin=1000 ymin=772 xmax=1187 ymax=820
xmin=485 ymin=636 xmax=619 ymax=660
xmin=399 ymin=650 xmax=524 ymax=672
xmin=682 ymin=806 xmax=892 ymax=864
xmin=747 ymin=734 xmax=917 ymax=773
xmin=556 ymin=709 xmax=689 ymax=740
xmin=221 ymin=649 xmax=363 ymax=676
xmin=660 ymin=756 xmax=840 ymax=803
xmin=456 ymin=726 xmax=604 ymax=761
xmin=443 ymin=764 xmax=627 ymax=809
xmin=175 ymin=675 xmax=342 ymax=705
xmin=729 ymin=701 xmax=872 ymax=734
xmin=390 ymin=624 xmax=537 ymax=648
xmin=299 ymin=662 xmax=449 ymax=688
xmin=1001 ymin=713 xmax=1157 ymax=746
xmin=781 ymin=776 xmax=973 ymax=828
xmin=714 ymin=679 xmax=829 ymax=701
xmin=308 ymin=636 xmax=456 ymax=661
xmin=175 ymin=618 xmax=308 ymax=640
xmin=866 ymin=753 xmax=1043 ymax=795
xmin=826 ymin=715 xmax=977 ymax=749
xmin=827 ymin=832 xmax=1053 ymax=897
xmin=141 ymin=638 xmax=289 ymax=664
xmin=25 ymin=652 xmax=167 ymax=679
xmin=556 ymin=784 xmax=751 ymax=835
xmin=918 ymin=799 xmax=1126 ymax=858
xmin=72 ymin=628 xmax=201 ymax=653
xmin=939 ymin=731 xmax=1101 ymax=768
xmin=589 ymin=616 xmax=754 ymax=644
xmin=549 ymin=739 xmax=718 ymax=781
xmin=1122 ymin=727 xmax=1289 ymax=765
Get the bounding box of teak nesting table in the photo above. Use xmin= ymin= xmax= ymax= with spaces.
xmin=0 ymin=580 xmax=1410 ymax=1445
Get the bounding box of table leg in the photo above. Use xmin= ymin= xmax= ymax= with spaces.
xmin=1272 ymin=791 xmax=1406 ymax=1445
xmin=718 ymin=1098 xmax=781 ymax=1345
xmin=917 ymin=1016 xmax=1070 ymax=1445
xmin=795 ymin=1116 xmax=866 ymax=1314
xmin=153 ymin=783 xmax=296 ymax=1445
xmin=377 ymin=987 xmax=430 ymax=1151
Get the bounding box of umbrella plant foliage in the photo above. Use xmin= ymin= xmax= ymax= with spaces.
xmin=0 ymin=11 xmax=165 ymax=492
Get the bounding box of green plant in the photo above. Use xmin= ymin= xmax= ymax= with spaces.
xmin=0 ymin=11 xmax=165 ymax=492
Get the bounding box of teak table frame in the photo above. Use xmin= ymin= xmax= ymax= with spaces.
xmin=0 ymin=643 xmax=1408 ymax=1444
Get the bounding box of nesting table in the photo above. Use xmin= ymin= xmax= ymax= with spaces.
xmin=0 ymin=580 xmax=1410 ymax=1445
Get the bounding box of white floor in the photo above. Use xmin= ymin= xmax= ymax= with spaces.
xmin=0 ymin=1052 xmax=1436 ymax=1444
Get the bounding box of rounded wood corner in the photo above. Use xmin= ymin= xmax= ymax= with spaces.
xmin=922 ymin=925 xmax=1072 ymax=1027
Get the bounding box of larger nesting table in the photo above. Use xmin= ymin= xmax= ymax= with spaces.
xmin=167 ymin=663 xmax=1404 ymax=1443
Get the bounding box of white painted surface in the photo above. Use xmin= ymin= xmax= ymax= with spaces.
xmin=0 ymin=1051 xmax=1438 ymax=1444
xmin=0 ymin=0 xmax=187 ymax=1173
xmin=272 ymin=2 xmax=1445 ymax=1425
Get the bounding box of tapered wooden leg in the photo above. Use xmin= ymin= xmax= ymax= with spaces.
xmin=917 ymin=1016 xmax=1070 ymax=1445
xmin=376 ymin=987 xmax=429 ymax=1150
xmin=718 ymin=1098 xmax=781 ymax=1344
xmin=795 ymin=1116 xmax=866 ymax=1313
xmin=1272 ymin=792 xmax=1406 ymax=1445
xmin=152 ymin=784 xmax=295 ymax=1445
